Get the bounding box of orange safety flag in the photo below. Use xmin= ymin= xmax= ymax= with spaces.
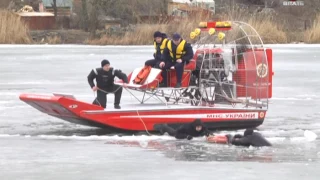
xmin=133 ymin=66 xmax=152 ymax=84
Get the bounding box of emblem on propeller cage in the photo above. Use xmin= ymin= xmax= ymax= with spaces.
xmin=259 ymin=112 xmax=265 ymax=118
xmin=256 ymin=63 xmax=268 ymax=78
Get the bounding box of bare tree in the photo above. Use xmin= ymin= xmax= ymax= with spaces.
xmin=264 ymin=0 xmax=280 ymax=8
xmin=88 ymin=0 xmax=99 ymax=38
xmin=0 ymin=0 xmax=14 ymax=9
xmin=160 ymin=0 xmax=169 ymax=15
xmin=51 ymin=0 xmax=57 ymax=18
xmin=81 ymin=0 xmax=89 ymax=31
xmin=98 ymin=0 xmax=166 ymax=24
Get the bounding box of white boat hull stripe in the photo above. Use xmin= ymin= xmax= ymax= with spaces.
xmin=120 ymin=112 xmax=259 ymax=119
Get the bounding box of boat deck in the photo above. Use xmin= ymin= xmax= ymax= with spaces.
xmin=104 ymin=102 xmax=196 ymax=111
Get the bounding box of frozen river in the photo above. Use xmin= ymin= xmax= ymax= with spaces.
xmin=0 ymin=44 xmax=320 ymax=180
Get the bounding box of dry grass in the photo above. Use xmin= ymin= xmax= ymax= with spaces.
xmin=87 ymin=15 xmax=211 ymax=45
xmin=1 ymin=7 xmax=319 ymax=45
xmin=286 ymin=31 xmax=304 ymax=43
xmin=219 ymin=5 xmax=287 ymax=44
xmin=44 ymin=36 xmax=62 ymax=44
xmin=0 ymin=10 xmax=32 ymax=44
xmin=87 ymin=6 xmax=288 ymax=45
xmin=305 ymin=14 xmax=320 ymax=43
xmin=247 ymin=16 xmax=287 ymax=44
xmin=87 ymin=24 xmax=169 ymax=45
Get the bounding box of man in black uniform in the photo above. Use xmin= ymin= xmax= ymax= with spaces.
xmin=159 ymin=33 xmax=194 ymax=88
xmin=154 ymin=119 xmax=212 ymax=140
xmin=87 ymin=59 xmax=128 ymax=109
xmin=226 ymin=128 xmax=272 ymax=147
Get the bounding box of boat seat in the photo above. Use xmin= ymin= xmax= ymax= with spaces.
xmin=166 ymin=59 xmax=196 ymax=88
xmin=184 ymin=59 xmax=196 ymax=71
xmin=115 ymin=67 xmax=162 ymax=89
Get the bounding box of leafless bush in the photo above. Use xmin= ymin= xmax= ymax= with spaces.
xmin=305 ymin=14 xmax=320 ymax=43
xmin=0 ymin=10 xmax=32 ymax=44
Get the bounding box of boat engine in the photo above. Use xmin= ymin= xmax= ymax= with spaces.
xmin=197 ymin=48 xmax=237 ymax=104
xmin=199 ymin=52 xmax=227 ymax=82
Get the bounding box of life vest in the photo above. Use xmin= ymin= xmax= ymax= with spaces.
xmin=167 ymin=39 xmax=186 ymax=61
xmin=154 ymin=38 xmax=168 ymax=54
xmin=206 ymin=135 xmax=228 ymax=144
xmin=92 ymin=68 xmax=115 ymax=88
xmin=133 ymin=66 xmax=152 ymax=84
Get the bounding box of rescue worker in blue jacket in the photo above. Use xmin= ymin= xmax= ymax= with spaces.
xmin=87 ymin=59 xmax=128 ymax=109
xmin=144 ymin=31 xmax=168 ymax=67
xmin=226 ymin=128 xmax=272 ymax=147
xmin=159 ymin=33 xmax=194 ymax=88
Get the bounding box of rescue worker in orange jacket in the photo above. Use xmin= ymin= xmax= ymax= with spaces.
xmin=144 ymin=31 xmax=169 ymax=67
xmin=159 ymin=33 xmax=194 ymax=88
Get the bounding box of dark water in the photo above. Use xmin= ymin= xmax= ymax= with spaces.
xmin=0 ymin=44 xmax=320 ymax=180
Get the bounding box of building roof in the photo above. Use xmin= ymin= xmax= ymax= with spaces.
xmin=41 ymin=0 xmax=73 ymax=7
xmin=170 ymin=2 xmax=207 ymax=11
xmin=17 ymin=12 xmax=55 ymax=17
xmin=175 ymin=5 xmax=208 ymax=12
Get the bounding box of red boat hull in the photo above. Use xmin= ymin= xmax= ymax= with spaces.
xmin=19 ymin=93 xmax=267 ymax=133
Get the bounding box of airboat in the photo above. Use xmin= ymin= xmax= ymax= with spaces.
xmin=19 ymin=21 xmax=274 ymax=133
